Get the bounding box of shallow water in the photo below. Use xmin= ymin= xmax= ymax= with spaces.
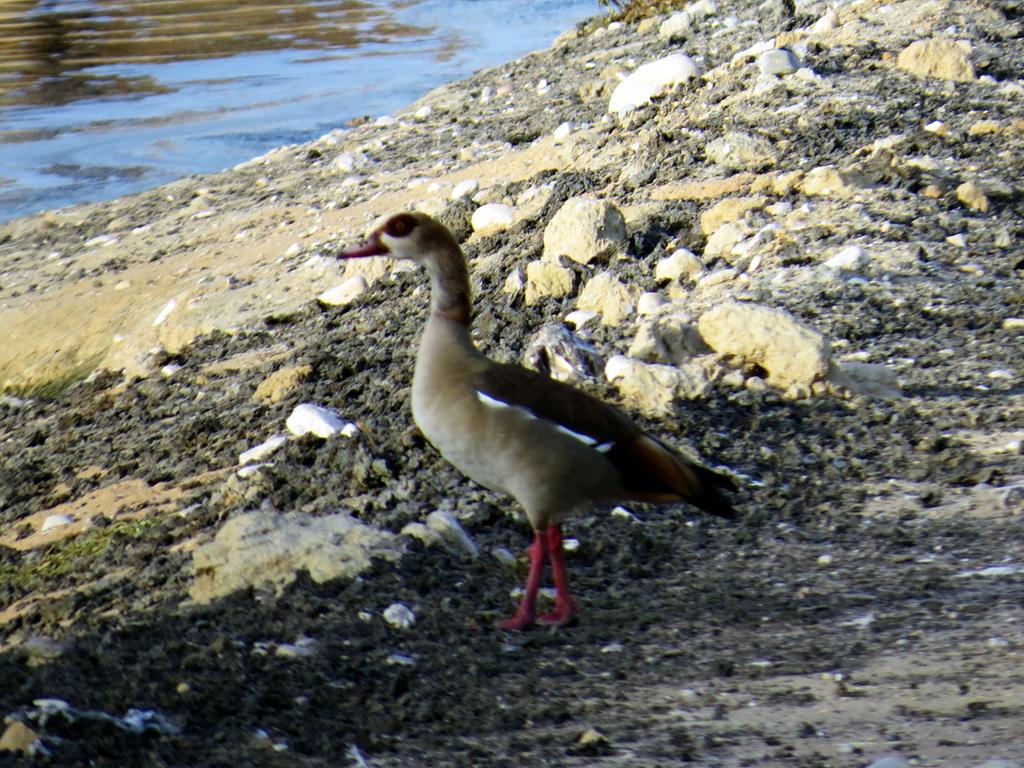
xmin=0 ymin=0 xmax=597 ymax=222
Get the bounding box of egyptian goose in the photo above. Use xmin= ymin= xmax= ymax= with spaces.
xmin=340 ymin=212 xmax=737 ymax=630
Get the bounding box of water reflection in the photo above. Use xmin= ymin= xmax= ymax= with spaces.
xmin=0 ymin=0 xmax=431 ymax=109
xmin=0 ymin=0 xmax=596 ymax=221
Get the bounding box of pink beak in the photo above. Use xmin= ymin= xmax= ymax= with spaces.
xmin=339 ymin=232 xmax=388 ymax=259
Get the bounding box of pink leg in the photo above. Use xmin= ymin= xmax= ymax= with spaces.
xmin=495 ymin=530 xmax=547 ymax=630
xmin=538 ymin=525 xmax=578 ymax=627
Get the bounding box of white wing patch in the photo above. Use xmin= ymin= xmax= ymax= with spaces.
xmin=554 ymin=424 xmax=598 ymax=446
xmin=477 ymin=391 xmax=613 ymax=452
xmin=476 ymin=391 xmax=537 ymax=420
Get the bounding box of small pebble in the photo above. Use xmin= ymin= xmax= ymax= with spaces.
xmin=823 ymin=244 xmax=869 ymax=271
xmin=471 ymin=203 xmax=514 ymax=236
xmin=865 ymin=757 xmax=909 ymax=768
xmin=565 ymin=309 xmax=599 ymax=329
xmin=383 ymin=602 xmax=416 ymax=629
xmin=816 ymin=553 xmax=834 ymax=566
xmin=759 ymin=48 xmax=801 ymax=76
xmin=553 ymin=121 xmax=574 ymax=142
xmin=637 ymin=292 xmax=668 ymax=315
xmin=41 ymin=514 xmax=74 ymax=533
xmin=285 ymin=403 xmax=347 ymax=439
xmin=317 ymin=275 xmax=369 ymax=306
xmin=451 ymin=179 xmax=479 ymax=200
xmin=239 ymin=435 xmax=289 ymax=466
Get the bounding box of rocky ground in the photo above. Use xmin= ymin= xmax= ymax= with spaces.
xmin=2 ymin=0 xmax=1024 ymax=765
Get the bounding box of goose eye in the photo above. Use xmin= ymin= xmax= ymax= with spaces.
xmin=385 ymin=214 xmax=417 ymax=238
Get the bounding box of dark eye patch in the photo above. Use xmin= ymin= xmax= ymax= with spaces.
xmin=385 ymin=213 xmax=417 ymax=238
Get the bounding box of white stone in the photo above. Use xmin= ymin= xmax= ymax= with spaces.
xmin=609 ymin=54 xmax=701 ymax=116
xmin=565 ymin=310 xmax=599 ymax=329
xmin=317 ymin=275 xmax=369 ymax=306
xmin=698 ymin=302 xmax=832 ymax=387
xmin=41 ymin=514 xmax=74 ymax=533
xmin=285 ymin=242 xmax=302 ymax=257
xmin=605 ymin=355 xmax=709 ymax=416
xmin=160 ymin=363 xmax=183 ymax=378
xmin=955 ymin=565 xmax=1022 ymax=578
xmin=637 ymin=292 xmax=669 ymax=316
xmin=286 ymin=403 xmax=347 ymax=439
xmin=451 ymin=179 xmax=479 ymax=200
xmin=823 ymin=244 xmax=869 ymax=271
xmin=332 ymin=153 xmax=358 ymax=173
xmin=190 ymin=511 xmax=402 ymax=603
xmin=656 ymin=248 xmax=705 ymax=281
xmin=426 ymin=510 xmax=479 ymax=558
xmin=471 ymin=203 xmax=515 ymax=236
xmin=153 ymin=299 xmax=177 ymax=327
xmin=759 ymin=48 xmax=801 ymax=76
xmin=239 ymin=434 xmax=289 ymax=465
xmin=543 ymin=196 xmax=627 ymax=265
xmin=553 ymin=121 xmax=574 ymax=142
xmin=659 ymin=11 xmax=692 ymax=39
xmin=687 ymin=0 xmax=716 ymax=17
xmin=383 ymin=603 xmax=416 ymax=629
xmin=577 ymin=271 xmax=639 ymax=325
xmin=865 ymin=758 xmax=909 ymax=768
xmin=414 ymin=105 xmax=432 ymax=120
xmin=810 ymin=7 xmax=839 ymax=33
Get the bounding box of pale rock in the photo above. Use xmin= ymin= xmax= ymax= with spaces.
xmin=628 ymin=314 xmax=709 ymax=365
xmin=896 ymin=38 xmax=975 ymax=82
xmin=705 ymin=131 xmax=776 ymax=171
xmin=608 ymin=53 xmax=701 ymax=116
xmin=451 ymin=179 xmax=479 ymax=200
xmin=947 ymin=233 xmax=968 ymax=248
xmin=865 ymin=758 xmax=909 ymax=768
xmin=41 ymin=513 xmax=74 ymax=533
xmin=822 ymin=244 xmax=869 ymax=271
xmin=759 ymin=48 xmax=801 ymax=76
xmin=1003 ymin=318 xmax=1024 ymax=331
xmin=659 ymin=11 xmax=692 ymax=39
xmin=698 ymin=302 xmax=832 ymax=387
xmin=565 ymin=309 xmax=599 ymax=329
xmin=503 ymin=267 xmax=524 ymax=296
xmin=426 ymin=510 xmax=479 ymax=558
xmin=700 ymin=196 xmax=766 ymax=235
xmin=401 ymin=522 xmax=445 ymax=549
xmin=810 ymin=7 xmax=839 ymax=34
xmin=190 ymin=510 xmax=402 ymax=603
xmin=829 ymin=362 xmax=901 ymax=398
xmin=956 ymin=181 xmax=990 ymax=213
xmin=523 ymin=323 xmax=603 ymax=382
xmin=703 ymin=220 xmax=752 ymax=262
xmin=605 ymin=355 xmax=709 ymax=416
xmin=576 ymin=271 xmax=639 ymax=325
xmin=286 ymin=403 xmax=347 ymax=438
xmin=317 ymin=275 xmax=369 ymax=306
xmin=656 ymin=248 xmax=705 ymax=281
xmin=383 ymin=602 xmax=416 ymax=629
xmin=239 ymin=434 xmax=289 ymax=465
xmin=253 ymin=365 xmax=313 ymax=405
xmin=637 ymin=292 xmax=669 ymax=316
xmin=153 ymin=298 xmax=177 ymax=327
xmin=686 ymin=0 xmax=717 ymax=18
xmin=0 ymin=721 xmax=39 ymax=755
xmin=800 ymin=165 xmax=870 ymax=196
xmin=525 ymin=260 xmax=576 ymax=305
xmin=553 ymin=121 xmax=574 ymax=142
xmin=471 ymin=203 xmax=515 ymax=236
xmin=543 ymin=196 xmax=627 ymax=265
